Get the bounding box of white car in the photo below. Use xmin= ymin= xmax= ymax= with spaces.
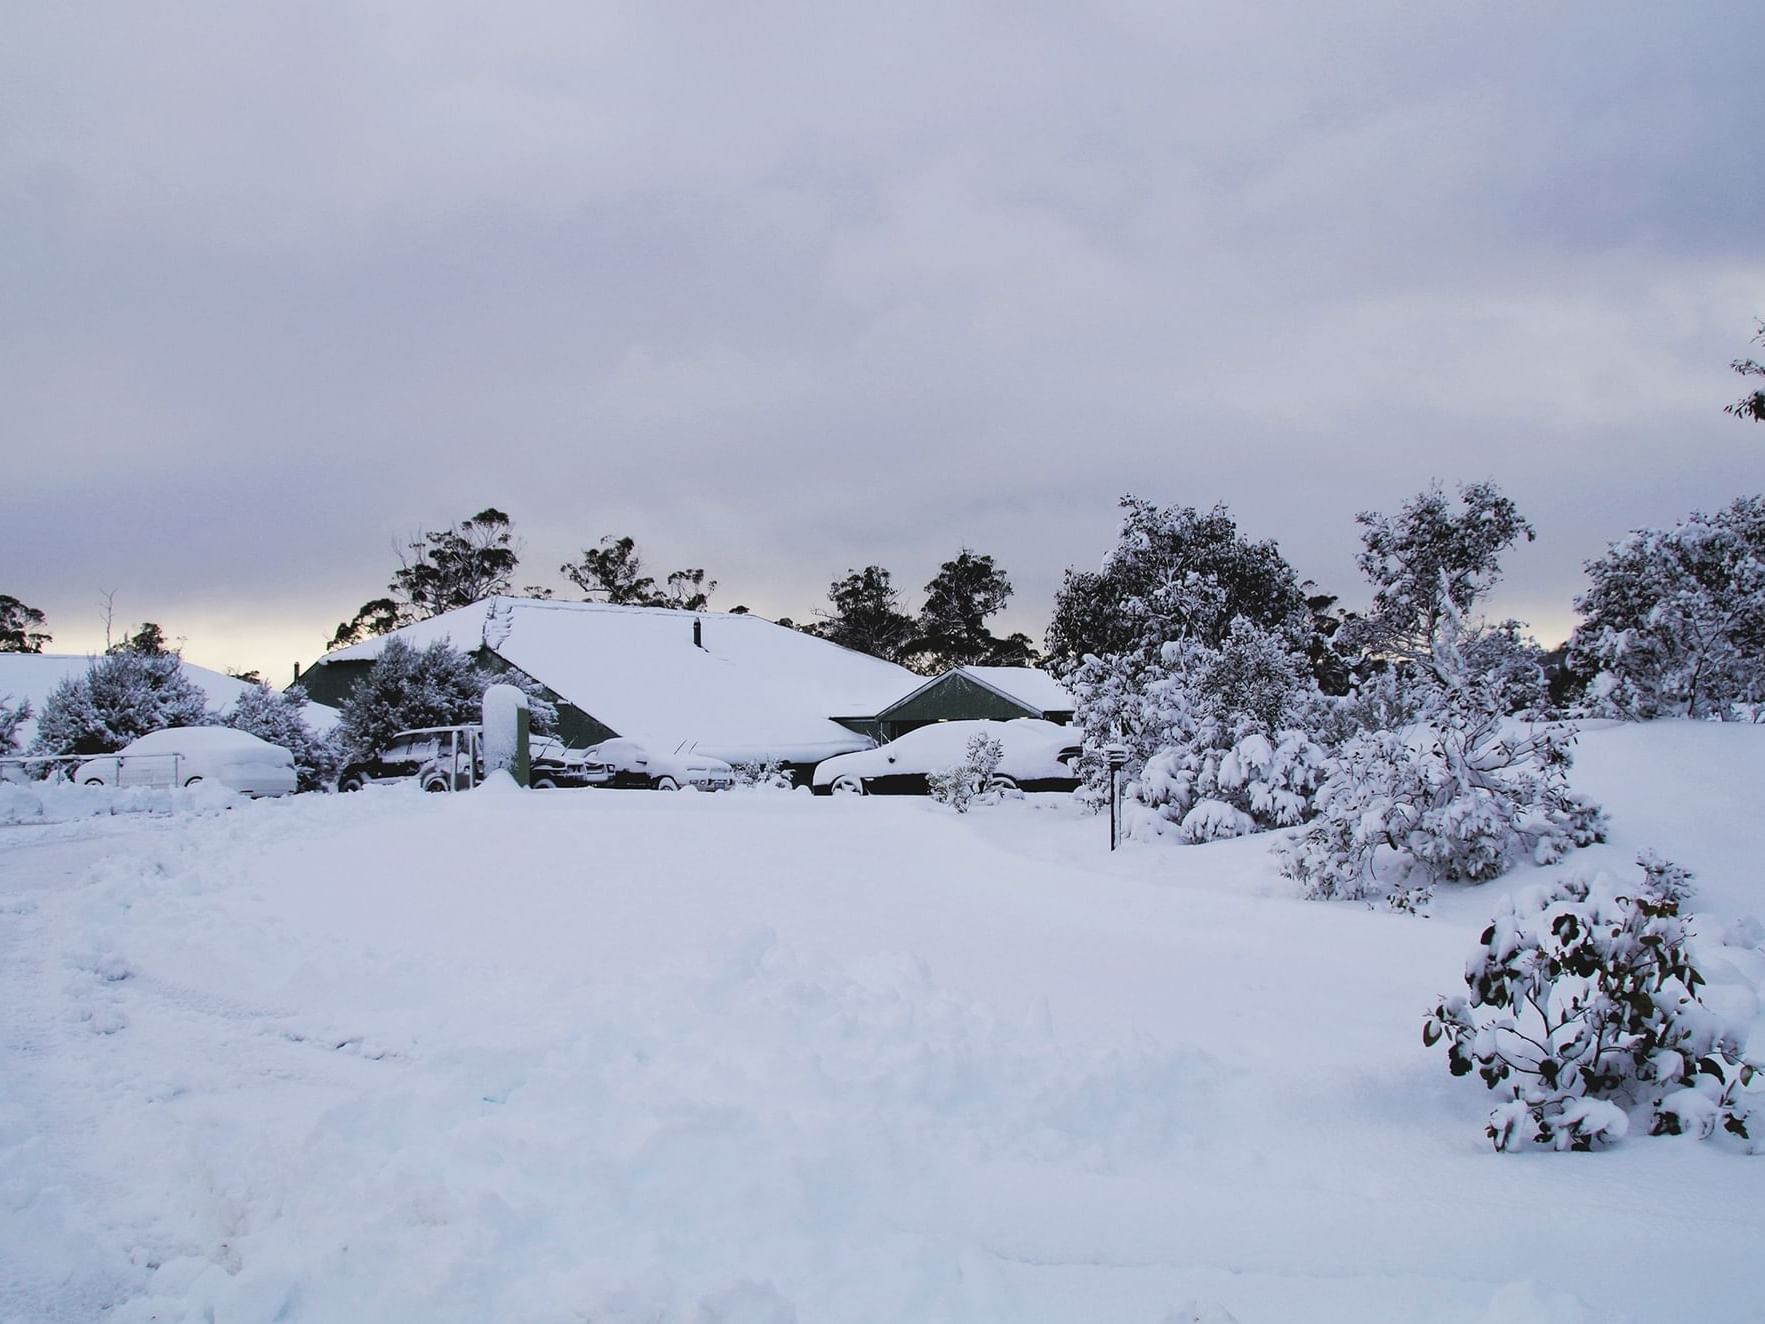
xmin=811 ymin=718 xmax=1081 ymax=796
xmin=580 ymin=737 xmax=735 ymax=791
xmin=76 ymin=727 xmax=298 ymax=797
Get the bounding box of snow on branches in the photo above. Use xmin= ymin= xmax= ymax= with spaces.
xmin=1425 ymin=855 xmax=1758 ymax=1152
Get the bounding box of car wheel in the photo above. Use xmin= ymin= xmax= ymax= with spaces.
xmin=84 ymin=777 xmax=105 ymax=787
xmin=655 ymin=776 xmax=681 ymax=792
xmin=532 ymin=775 xmax=558 ymax=789
xmin=987 ymin=774 xmax=1019 ymax=794
xmin=423 ymin=778 xmax=449 ymax=793
xmin=339 ymin=774 xmax=365 ymax=792
xmin=184 ymin=775 xmax=204 ymax=787
xmin=831 ymin=775 xmax=866 ymax=796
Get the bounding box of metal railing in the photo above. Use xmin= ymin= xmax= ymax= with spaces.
xmin=0 ymin=751 xmax=184 ymax=787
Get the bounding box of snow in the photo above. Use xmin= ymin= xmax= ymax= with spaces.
xmin=1 ymin=720 xmax=1762 ymax=1322
xmin=312 ymin=598 xmax=917 ymax=762
xmin=0 ymin=653 xmax=339 ymax=748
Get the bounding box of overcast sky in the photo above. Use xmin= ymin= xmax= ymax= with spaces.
xmin=6 ymin=1 xmax=1761 ymax=681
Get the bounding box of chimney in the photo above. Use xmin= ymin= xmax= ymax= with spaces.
xmin=293 ymin=661 xmax=302 ymax=683
xmin=692 ymin=618 xmax=704 ymax=650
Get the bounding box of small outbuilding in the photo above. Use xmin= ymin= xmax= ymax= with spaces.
xmin=838 ymin=665 xmax=1075 ymax=745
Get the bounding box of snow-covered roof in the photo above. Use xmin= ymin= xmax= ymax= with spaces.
xmin=955 ymin=667 xmax=1075 ymax=713
xmin=316 ymin=598 xmax=920 ymax=761
xmin=0 ymin=653 xmax=339 ymax=749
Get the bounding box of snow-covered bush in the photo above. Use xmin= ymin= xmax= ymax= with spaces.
xmin=29 ymin=651 xmax=213 ymax=757
xmin=927 ymin=731 xmax=1007 ymax=813
xmin=1280 ymin=689 xmax=1603 ymax=903
xmin=1114 ymin=619 xmax=1331 ymax=844
xmin=224 ymin=683 xmax=341 ymax=792
xmin=731 ymin=757 xmax=793 ymax=790
xmin=1570 ymin=495 xmax=1765 ymax=720
xmin=1424 ymin=855 xmax=1758 ymax=1151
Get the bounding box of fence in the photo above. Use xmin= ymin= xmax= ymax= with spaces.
xmin=0 ymin=752 xmax=185 ymax=788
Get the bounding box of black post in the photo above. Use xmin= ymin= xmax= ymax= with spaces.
xmin=1109 ymin=766 xmax=1118 ymax=851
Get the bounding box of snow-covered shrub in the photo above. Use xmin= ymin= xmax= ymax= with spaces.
xmin=1281 ymin=697 xmax=1603 ymax=903
xmin=1424 ymin=855 xmax=1758 ymax=1151
xmin=1117 ymin=619 xmax=1331 ymax=844
xmin=926 ymin=731 xmax=1007 ymax=813
xmin=1570 ymin=495 xmax=1765 ymax=720
xmin=29 ymin=651 xmax=213 ymax=757
xmin=731 ymin=757 xmax=793 ymax=790
xmin=225 ymin=683 xmax=341 ymax=792
xmin=1459 ymin=619 xmax=1549 ymax=717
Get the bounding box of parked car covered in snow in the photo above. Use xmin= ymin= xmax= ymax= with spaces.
xmin=580 ymin=737 xmax=735 ymax=791
xmin=75 ymin=727 xmax=298 ymax=797
xmin=337 ymin=726 xmax=483 ymax=792
xmin=528 ymin=737 xmax=612 ymax=789
xmin=811 ymin=718 xmax=1081 ymax=796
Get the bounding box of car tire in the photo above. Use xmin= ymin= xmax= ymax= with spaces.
xmin=184 ymin=776 xmax=204 ymax=787
xmin=84 ymin=777 xmax=105 ymax=787
xmin=987 ymin=774 xmax=1019 ymax=794
xmin=532 ymin=775 xmax=558 ymax=789
xmin=655 ymin=776 xmax=681 ymax=792
xmin=339 ymin=774 xmax=365 ymax=792
xmin=423 ymin=778 xmax=449 ymax=793
xmin=831 ymin=775 xmax=866 ymax=796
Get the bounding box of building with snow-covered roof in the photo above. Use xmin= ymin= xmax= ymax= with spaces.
xmin=850 ymin=665 xmax=1075 ymax=745
xmin=0 ymin=653 xmax=339 ymax=750
xmin=296 ymin=597 xmax=922 ymax=777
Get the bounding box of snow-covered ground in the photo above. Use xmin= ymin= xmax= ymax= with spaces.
xmin=1 ymin=722 xmax=1761 ymax=1323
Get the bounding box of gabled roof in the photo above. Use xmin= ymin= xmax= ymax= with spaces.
xmin=956 ymin=666 xmax=1075 ymax=713
xmin=0 ymin=653 xmax=339 ymax=749
xmin=874 ymin=665 xmax=1075 ymax=721
xmin=315 ymin=598 xmax=919 ymax=761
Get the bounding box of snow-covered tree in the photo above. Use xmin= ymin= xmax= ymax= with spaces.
xmin=29 ymin=651 xmax=214 ymax=757
xmin=1339 ymin=480 xmax=1534 ymax=679
xmin=0 ymin=595 xmax=50 ymax=653
xmin=0 ymin=694 xmax=29 ymax=755
xmin=336 ymin=638 xmax=493 ymax=758
xmin=1046 ymin=497 xmax=1310 ymax=677
xmin=1283 ymin=486 xmax=1601 ymax=903
xmin=1569 ymin=495 xmax=1765 ymax=720
xmin=225 ymin=683 xmax=341 ymax=792
xmin=1425 ymin=855 xmax=1757 ymax=1151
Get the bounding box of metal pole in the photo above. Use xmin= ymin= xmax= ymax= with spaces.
xmin=1109 ymin=766 xmax=1118 ymax=851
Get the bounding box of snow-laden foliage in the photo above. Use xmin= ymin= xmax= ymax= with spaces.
xmin=1121 ymin=620 xmax=1330 ymax=843
xmin=1570 ymin=495 xmax=1765 ymax=720
xmin=1046 ymin=496 xmax=1310 ymax=678
xmin=1283 ymin=484 xmax=1601 ymax=902
xmin=225 ymin=684 xmax=341 ymax=792
xmin=1279 ymin=711 xmax=1602 ymax=904
xmin=927 ymin=730 xmax=1006 ymax=813
xmin=1425 ymin=855 xmax=1759 ymax=1152
xmin=731 ymin=757 xmax=793 ymax=790
xmin=1339 ymin=480 xmax=1534 ymax=671
xmin=30 ymin=652 xmax=214 ymax=757
xmin=337 ymin=638 xmax=494 ymax=758
xmin=0 ymin=693 xmax=29 ymax=755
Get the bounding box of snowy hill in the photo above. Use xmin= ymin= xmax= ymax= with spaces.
xmin=0 ymin=652 xmax=338 ymax=749
xmin=0 ymin=720 xmax=1760 ymax=1322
